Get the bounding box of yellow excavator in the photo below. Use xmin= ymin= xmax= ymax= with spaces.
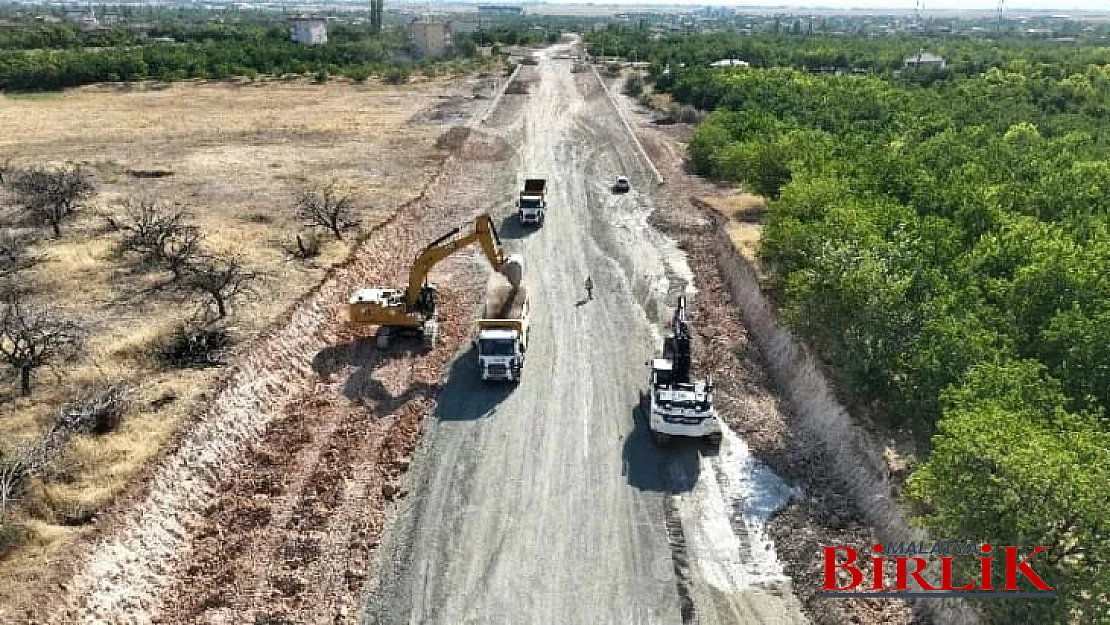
xmin=348 ymin=213 xmax=524 ymax=349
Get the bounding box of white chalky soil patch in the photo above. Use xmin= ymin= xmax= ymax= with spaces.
xmin=675 ymin=427 xmax=799 ymax=592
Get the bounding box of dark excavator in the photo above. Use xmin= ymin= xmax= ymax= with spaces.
xmin=644 ymin=296 xmax=722 ymax=446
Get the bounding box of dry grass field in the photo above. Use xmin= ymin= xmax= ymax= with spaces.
xmin=697 ymin=192 xmax=766 ymax=264
xmin=0 ymin=75 xmax=487 ymax=607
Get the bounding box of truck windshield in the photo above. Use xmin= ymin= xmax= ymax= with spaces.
xmin=479 ymin=338 xmax=516 ymax=356
xmin=519 ymin=198 xmax=542 ymax=209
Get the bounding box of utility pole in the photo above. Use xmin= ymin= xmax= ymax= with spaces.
xmin=371 ymin=0 xmax=383 ymax=34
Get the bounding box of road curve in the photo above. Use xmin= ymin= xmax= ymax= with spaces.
xmin=362 ymin=49 xmax=808 ymax=625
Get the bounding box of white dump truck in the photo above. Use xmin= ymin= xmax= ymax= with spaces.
xmin=517 ymin=178 xmax=547 ymax=226
xmin=475 ymin=285 xmax=530 ymax=382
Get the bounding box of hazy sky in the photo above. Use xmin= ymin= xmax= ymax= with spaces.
xmin=538 ymin=0 xmax=1109 ymax=12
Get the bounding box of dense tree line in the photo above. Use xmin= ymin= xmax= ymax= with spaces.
xmin=602 ymin=29 xmax=1110 ymax=623
xmin=0 ymin=21 xmax=475 ymax=90
xmin=588 ymin=25 xmax=1110 ymax=77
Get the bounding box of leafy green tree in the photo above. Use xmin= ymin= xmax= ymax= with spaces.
xmin=908 ymin=362 xmax=1110 ymax=624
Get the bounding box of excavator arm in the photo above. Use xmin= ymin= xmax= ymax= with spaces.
xmin=405 ymin=213 xmax=515 ymax=305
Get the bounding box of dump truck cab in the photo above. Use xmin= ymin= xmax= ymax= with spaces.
xmin=477 ymin=327 xmax=526 ymax=382
xmin=517 ymin=178 xmax=547 ymax=226
xmin=475 ymin=286 xmax=530 ymax=382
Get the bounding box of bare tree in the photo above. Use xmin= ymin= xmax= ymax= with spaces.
xmin=183 ymin=254 xmax=259 ymax=319
xmin=293 ymin=181 xmax=359 ymax=240
xmin=7 ymin=165 xmax=96 ymax=238
xmin=161 ymin=226 xmax=204 ymax=281
xmin=0 ymin=297 xmax=84 ymax=397
xmin=111 ymin=199 xmax=204 ymax=280
xmin=112 ymin=199 xmax=184 ymax=256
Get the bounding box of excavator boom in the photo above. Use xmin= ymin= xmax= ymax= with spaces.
xmin=405 ymin=213 xmax=520 ymax=305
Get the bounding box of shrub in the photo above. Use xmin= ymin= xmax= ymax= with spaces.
xmin=293 ymin=231 xmax=320 ymax=259
xmin=676 ymin=104 xmax=700 ymax=124
xmin=623 ymin=75 xmax=644 ymax=97
xmin=58 ymin=385 xmax=129 ymax=435
xmin=345 ymin=65 xmax=372 ymax=83
xmin=382 ymin=65 xmax=411 ymax=85
xmin=0 ymin=523 xmax=30 ymax=559
xmin=156 ymin=323 xmax=232 ymax=369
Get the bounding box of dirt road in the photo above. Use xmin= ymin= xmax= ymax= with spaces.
xmin=362 ymin=49 xmax=807 ymax=625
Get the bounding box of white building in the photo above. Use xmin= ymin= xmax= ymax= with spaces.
xmin=903 ymin=51 xmax=946 ymax=70
xmin=710 ymin=58 xmax=750 ymax=67
xmin=411 ymin=20 xmax=450 ymax=58
xmin=291 ymin=18 xmax=327 ymax=45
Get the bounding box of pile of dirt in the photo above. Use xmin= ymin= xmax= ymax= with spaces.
xmin=458 ymin=130 xmax=514 ymax=163
xmin=411 ymin=97 xmax=475 ymax=126
xmin=434 ymin=127 xmax=471 ymax=152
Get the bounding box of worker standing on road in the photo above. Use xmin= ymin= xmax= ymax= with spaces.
xmin=585 ymin=276 xmax=594 ymax=301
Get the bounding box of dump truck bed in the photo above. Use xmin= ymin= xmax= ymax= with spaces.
xmin=483 ymin=285 xmax=528 ymax=320
xmin=522 ymin=179 xmax=546 ymax=195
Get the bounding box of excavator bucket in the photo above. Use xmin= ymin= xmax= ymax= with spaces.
xmin=500 ymin=254 xmax=524 ymax=288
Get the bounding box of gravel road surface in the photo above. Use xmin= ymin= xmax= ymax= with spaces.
xmin=362 ymin=47 xmax=808 ymax=625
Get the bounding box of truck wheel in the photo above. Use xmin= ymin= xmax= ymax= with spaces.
xmin=652 ymin=432 xmax=671 ymax=447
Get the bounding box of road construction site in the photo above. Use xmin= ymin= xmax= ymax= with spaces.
xmin=27 ymin=42 xmax=925 ymax=625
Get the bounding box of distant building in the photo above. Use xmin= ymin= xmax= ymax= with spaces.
xmin=64 ymin=7 xmax=99 ymax=31
xmin=290 ymin=18 xmax=327 ymax=45
xmin=411 ymin=20 xmax=450 ymax=58
xmin=710 ymin=58 xmax=750 ymax=68
xmin=477 ymin=5 xmax=523 ymax=15
xmin=903 ymin=50 xmax=946 ymax=70
xmin=450 ymin=21 xmax=478 ymax=36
